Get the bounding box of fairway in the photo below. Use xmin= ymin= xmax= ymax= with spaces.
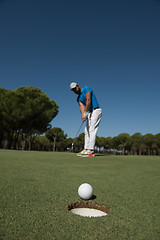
xmin=0 ymin=150 xmax=160 ymax=240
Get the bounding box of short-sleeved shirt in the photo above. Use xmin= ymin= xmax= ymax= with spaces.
xmin=77 ymin=86 xmax=99 ymax=112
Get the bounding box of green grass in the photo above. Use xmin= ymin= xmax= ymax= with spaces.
xmin=0 ymin=150 xmax=160 ymax=240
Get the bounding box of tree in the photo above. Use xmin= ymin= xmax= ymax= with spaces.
xmin=143 ymin=134 xmax=154 ymax=155
xmin=34 ymin=136 xmax=50 ymax=151
xmin=131 ymin=133 xmax=143 ymax=155
xmin=74 ymin=133 xmax=85 ymax=152
xmin=16 ymin=87 xmax=58 ymax=133
xmin=0 ymin=89 xmax=22 ymax=148
xmin=96 ymin=136 xmax=106 ymax=152
xmin=155 ymin=133 xmax=160 ymax=155
xmin=114 ymin=133 xmax=130 ymax=155
xmin=0 ymin=87 xmax=58 ymax=150
xmin=66 ymin=138 xmax=74 ymax=150
xmin=105 ymin=137 xmax=113 ymax=153
xmin=0 ymin=89 xmax=9 ymax=147
xmin=95 ymin=136 xmax=101 ymax=151
xmin=45 ymin=127 xmax=67 ymax=151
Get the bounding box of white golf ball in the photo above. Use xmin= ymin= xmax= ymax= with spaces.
xmin=78 ymin=183 xmax=93 ymax=200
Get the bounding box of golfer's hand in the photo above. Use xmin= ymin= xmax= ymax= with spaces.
xmin=82 ymin=111 xmax=88 ymax=122
xmin=82 ymin=116 xmax=87 ymax=122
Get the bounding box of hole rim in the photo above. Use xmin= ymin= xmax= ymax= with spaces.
xmin=67 ymin=201 xmax=110 ymax=215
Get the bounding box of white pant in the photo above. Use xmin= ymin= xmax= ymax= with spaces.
xmin=84 ymin=108 xmax=102 ymax=150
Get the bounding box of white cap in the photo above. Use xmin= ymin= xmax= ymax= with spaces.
xmin=70 ymin=82 xmax=78 ymax=90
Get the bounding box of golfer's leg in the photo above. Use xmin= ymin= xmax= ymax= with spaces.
xmin=84 ymin=117 xmax=90 ymax=149
xmin=89 ymin=109 xmax=102 ymax=150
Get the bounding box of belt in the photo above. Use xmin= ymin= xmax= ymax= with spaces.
xmin=89 ymin=107 xmax=100 ymax=113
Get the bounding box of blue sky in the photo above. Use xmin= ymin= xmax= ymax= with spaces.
xmin=0 ymin=0 xmax=160 ymax=138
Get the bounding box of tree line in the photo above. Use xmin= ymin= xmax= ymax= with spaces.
xmin=96 ymin=133 xmax=160 ymax=155
xmin=0 ymin=87 xmax=58 ymax=150
xmin=0 ymin=87 xmax=160 ymax=155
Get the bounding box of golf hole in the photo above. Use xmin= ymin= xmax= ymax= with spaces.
xmin=67 ymin=201 xmax=110 ymax=218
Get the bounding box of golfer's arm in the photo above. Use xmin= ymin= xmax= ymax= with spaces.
xmin=85 ymin=92 xmax=92 ymax=112
xmin=79 ymin=102 xmax=86 ymax=116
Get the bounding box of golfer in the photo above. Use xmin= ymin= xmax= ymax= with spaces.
xmin=70 ymin=82 xmax=102 ymax=157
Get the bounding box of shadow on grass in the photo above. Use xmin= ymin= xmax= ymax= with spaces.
xmin=95 ymin=153 xmax=106 ymax=157
xmin=90 ymin=195 xmax=97 ymax=200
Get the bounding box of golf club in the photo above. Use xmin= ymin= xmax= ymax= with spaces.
xmin=71 ymin=121 xmax=84 ymax=151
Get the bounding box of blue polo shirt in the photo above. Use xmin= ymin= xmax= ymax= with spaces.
xmin=77 ymin=86 xmax=99 ymax=112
